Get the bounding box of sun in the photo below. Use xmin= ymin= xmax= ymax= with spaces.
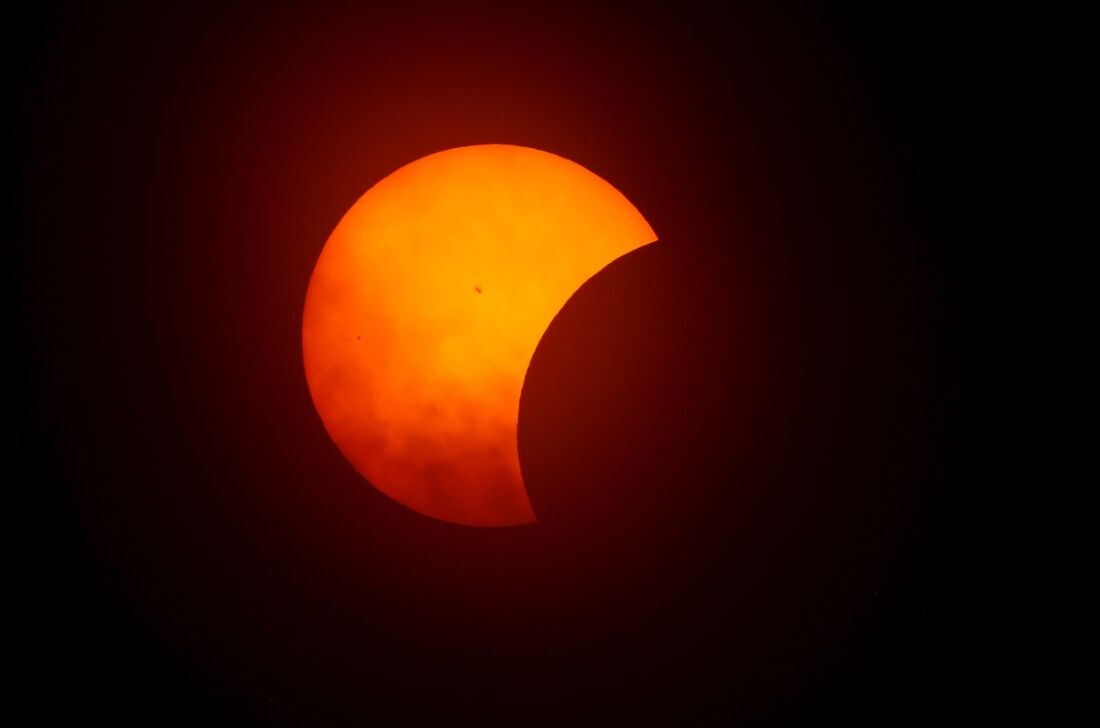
xmin=303 ymin=144 xmax=655 ymax=526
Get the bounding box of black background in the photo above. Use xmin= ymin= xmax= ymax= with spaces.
xmin=13 ymin=2 xmax=1085 ymax=723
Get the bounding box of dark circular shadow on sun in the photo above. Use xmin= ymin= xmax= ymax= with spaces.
xmin=514 ymin=235 xmax=948 ymax=720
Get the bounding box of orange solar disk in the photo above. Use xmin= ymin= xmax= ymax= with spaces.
xmin=303 ymin=144 xmax=655 ymax=526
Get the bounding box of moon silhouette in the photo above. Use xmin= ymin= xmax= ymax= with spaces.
xmin=303 ymin=145 xmax=655 ymax=526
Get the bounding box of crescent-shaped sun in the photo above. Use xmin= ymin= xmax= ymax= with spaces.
xmin=303 ymin=144 xmax=655 ymax=526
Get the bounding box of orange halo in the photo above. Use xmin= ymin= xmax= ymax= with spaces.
xmin=303 ymin=144 xmax=655 ymax=526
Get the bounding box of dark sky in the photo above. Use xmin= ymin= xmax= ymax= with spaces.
xmin=14 ymin=2 xmax=1084 ymax=723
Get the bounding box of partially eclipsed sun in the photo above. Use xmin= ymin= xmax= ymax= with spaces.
xmin=303 ymin=144 xmax=655 ymax=526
